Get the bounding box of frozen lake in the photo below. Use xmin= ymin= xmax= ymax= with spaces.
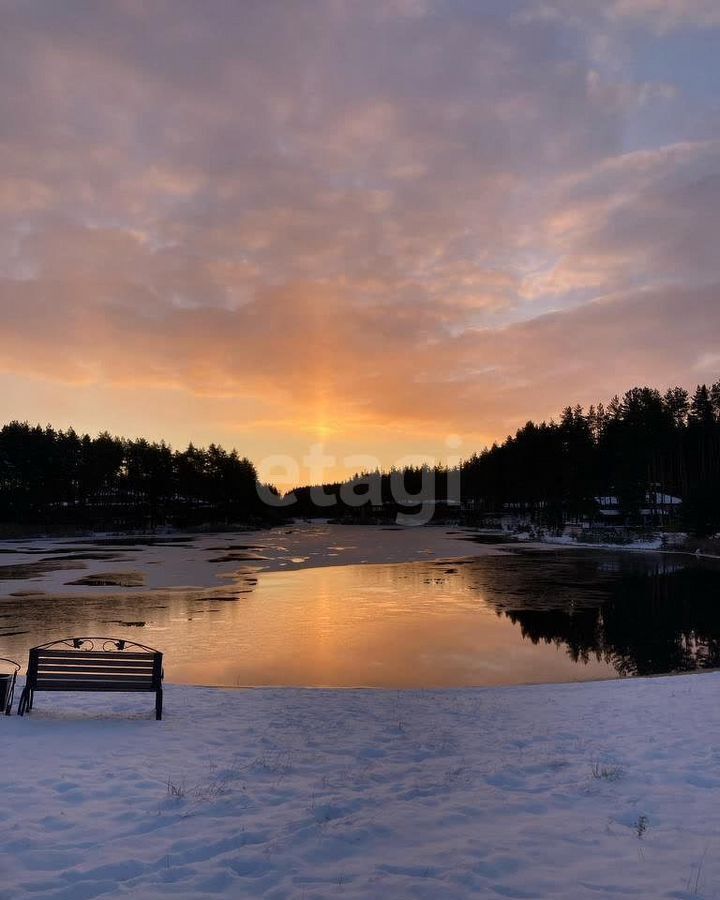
xmin=1 ymin=524 xmax=719 ymax=687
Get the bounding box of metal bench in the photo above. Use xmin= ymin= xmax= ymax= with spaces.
xmin=0 ymin=658 xmax=20 ymax=715
xmin=17 ymin=637 xmax=164 ymax=720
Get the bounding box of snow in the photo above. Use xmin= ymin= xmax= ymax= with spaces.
xmin=0 ymin=525 xmax=512 ymax=598
xmin=542 ymin=532 xmax=664 ymax=551
xmin=4 ymin=673 xmax=720 ymax=899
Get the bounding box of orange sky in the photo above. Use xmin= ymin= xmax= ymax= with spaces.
xmin=1 ymin=1 xmax=719 ymax=486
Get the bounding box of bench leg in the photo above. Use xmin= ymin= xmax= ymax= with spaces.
xmin=155 ymin=688 xmax=163 ymax=721
xmin=17 ymin=686 xmax=29 ymax=716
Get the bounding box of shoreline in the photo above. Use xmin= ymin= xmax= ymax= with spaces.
xmin=3 ymin=524 xmax=718 ymax=695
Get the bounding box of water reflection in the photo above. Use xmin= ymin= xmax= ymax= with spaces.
xmin=1 ymin=547 xmax=719 ymax=687
xmin=453 ymin=551 xmax=720 ymax=677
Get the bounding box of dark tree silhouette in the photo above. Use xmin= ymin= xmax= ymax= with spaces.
xmin=461 ymin=381 xmax=720 ymax=535
xmin=0 ymin=422 xmax=262 ymax=531
xmin=2 ymin=379 xmax=719 ymax=533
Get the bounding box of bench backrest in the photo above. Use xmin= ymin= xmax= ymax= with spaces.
xmin=27 ymin=645 xmax=162 ymax=692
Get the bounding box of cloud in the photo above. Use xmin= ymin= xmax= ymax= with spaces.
xmin=521 ymin=140 xmax=720 ymax=300
xmin=608 ymin=0 xmax=720 ymax=31
xmin=525 ymin=0 xmax=720 ymax=32
xmin=0 ymin=0 xmax=718 ymax=465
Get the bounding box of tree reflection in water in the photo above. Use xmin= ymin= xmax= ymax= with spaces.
xmin=460 ymin=551 xmax=720 ymax=677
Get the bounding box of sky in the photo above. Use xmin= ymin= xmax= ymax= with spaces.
xmin=1 ymin=0 xmax=719 ymax=486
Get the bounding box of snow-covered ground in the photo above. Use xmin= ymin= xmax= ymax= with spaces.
xmin=537 ymin=531 xmax=664 ymax=551
xmin=0 ymin=525 xmax=512 ymax=597
xmin=4 ymin=673 xmax=720 ymax=899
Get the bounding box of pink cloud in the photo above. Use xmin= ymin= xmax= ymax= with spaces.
xmin=0 ymin=1 xmax=718 ymax=462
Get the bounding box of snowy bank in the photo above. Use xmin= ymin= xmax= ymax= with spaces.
xmin=3 ymin=674 xmax=720 ymax=899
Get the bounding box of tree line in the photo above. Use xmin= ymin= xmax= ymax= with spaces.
xmin=0 ymin=422 xmax=262 ymax=531
xmin=462 ymin=382 xmax=720 ymax=535
xmin=2 ymin=379 xmax=719 ymax=534
xmin=285 ymin=381 xmax=720 ymax=535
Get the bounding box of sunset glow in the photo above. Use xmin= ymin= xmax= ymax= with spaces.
xmin=1 ymin=0 xmax=719 ymax=481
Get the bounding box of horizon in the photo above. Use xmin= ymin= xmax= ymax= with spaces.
xmin=2 ymin=1 xmax=719 ymax=486
xmin=0 ymin=378 xmax=720 ymax=492
xmin=2 ymin=373 xmax=717 ymax=496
